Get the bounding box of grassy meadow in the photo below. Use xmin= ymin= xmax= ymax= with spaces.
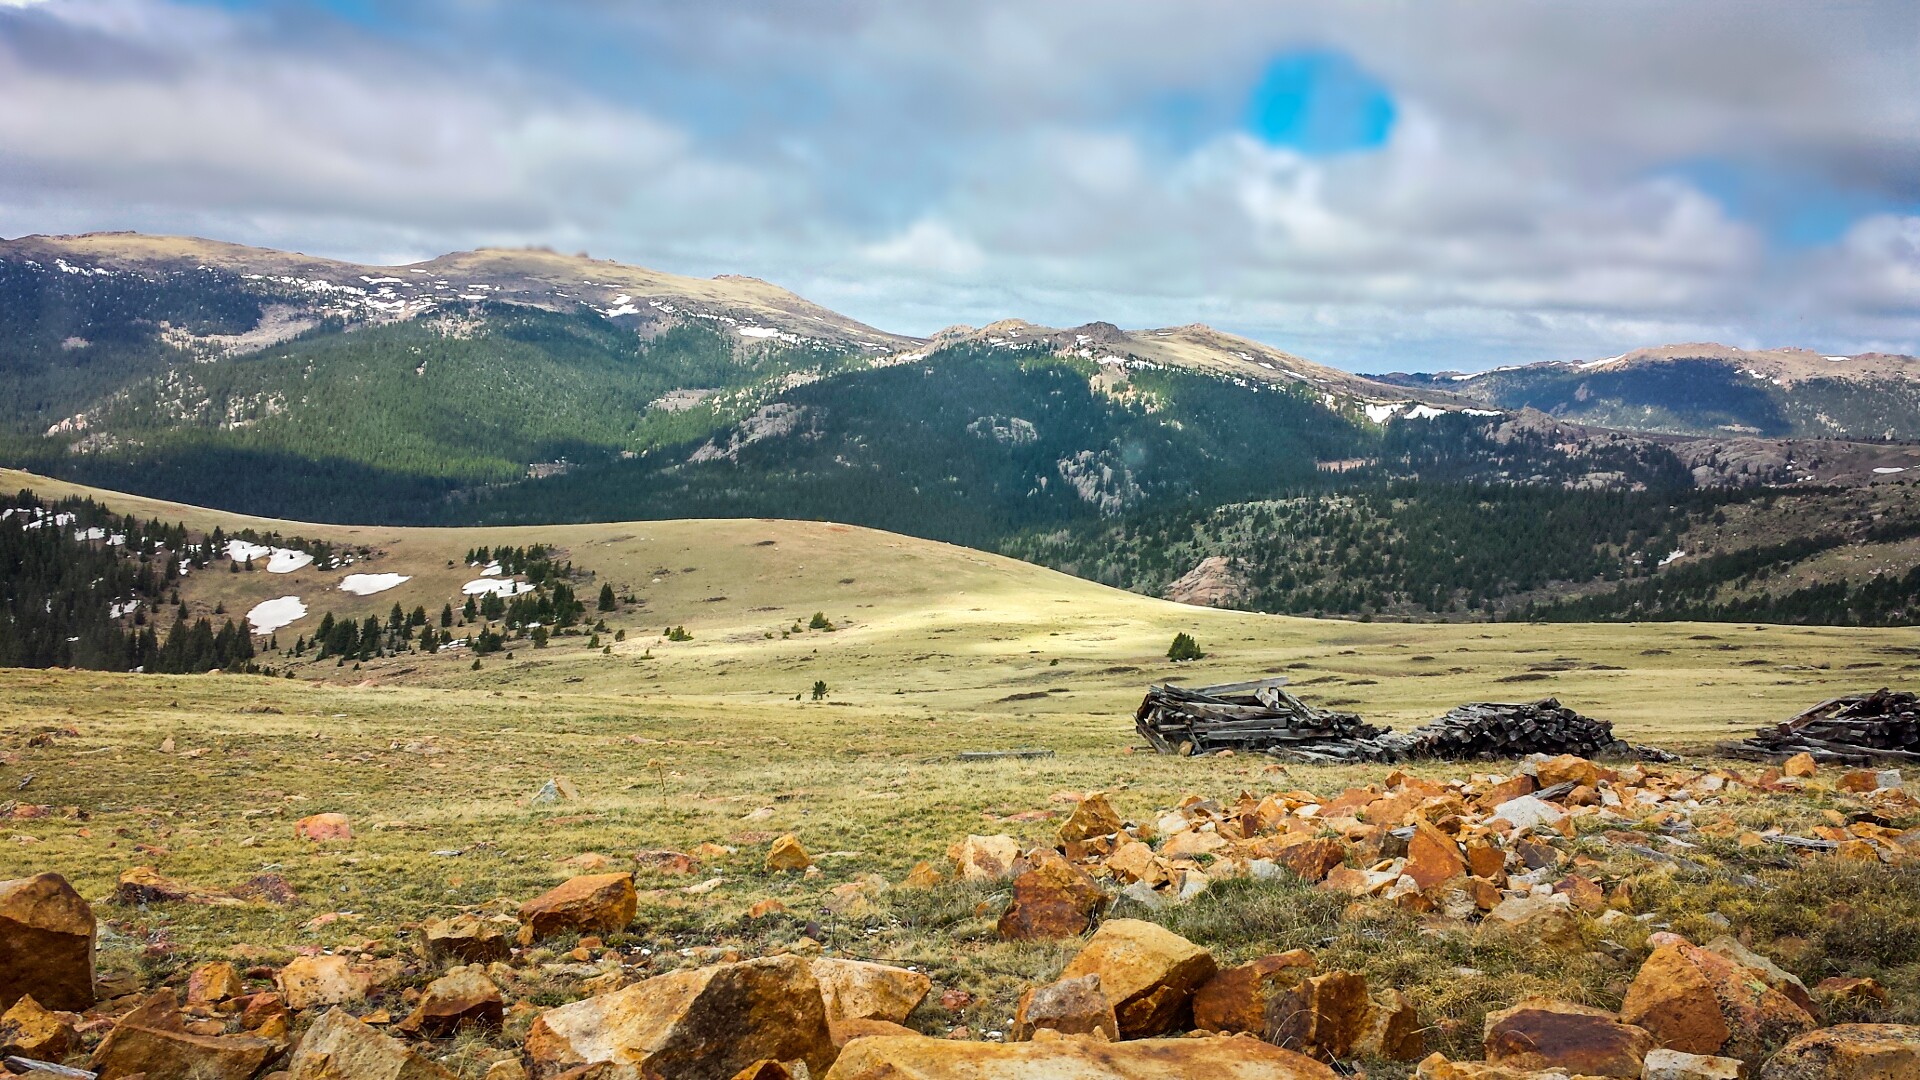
xmin=3 ymin=467 xmax=1917 ymax=1073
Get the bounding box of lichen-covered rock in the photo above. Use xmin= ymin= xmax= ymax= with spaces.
xmin=286 ymin=1007 xmax=460 ymax=1080
xmin=811 ymin=958 xmax=930 ymax=1025
xmin=947 ymin=834 xmax=1021 ymax=882
xmin=0 ymin=872 xmax=95 ymax=1011
xmin=1059 ymin=793 xmax=1126 ymax=843
xmin=1193 ymin=951 xmax=1316 ymax=1036
xmin=998 ymin=854 xmax=1106 ymax=941
xmin=823 ymin=1033 xmax=1341 ymax=1078
xmin=90 ymin=989 xmax=277 ymax=1080
xmin=0 ymin=993 xmax=76 ymax=1060
xmin=518 ymin=873 xmax=638 ymax=938
xmin=396 ymin=966 xmax=504 ymax=1036
xmin=1621 ymin=937 xmax=1816 ymax=1060
xmin=1482 ymin=997 xmax=1653 ymax=1078
xmin=422 ymin=913 xmax=512 ymax=964
xmin=1759 ymin=1023 xmax=1920 ymax=1080
xmin=1265 ymin=970 xmax=1372 ymax=1062
xmin=1060 ymin=919 xmax=1217 ymax=1039
xmin=1013 ymin=974 xmax=1118 ymax=1042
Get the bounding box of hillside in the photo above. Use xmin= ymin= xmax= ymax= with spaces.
xmin=1378 ymin=343 xmax=1920 ymax=439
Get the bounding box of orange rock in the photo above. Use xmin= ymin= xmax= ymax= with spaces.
xmin=900 ymin=861 xmax=943 ymax=889
xmin=294 ymin=813 xmax=351 ymax=842
xmin=0 ymin=871 xmax=96 ymax=1012
xmin=826 ymin=1033 xmax=1339 ymax=1077
xmin=517 ymin=873 xmax=638 ymax=938
xmin=765 ymin=834 xmax=812 ymax=872
xmin=1272 ymin=837 xmax=1349 ymax=883
xmin=811 ymin=958 xmax=930 ymax=1025
xmin=1782 ymin=753 xmax=1818 ymax=779
xmin=420 ymin=913 xmax=512 ymax=964
xmin=1013 ymin=973 xmax=1118 ymax=1041
xmin=0 ymin=993 xmax=75 ymax=1060
xmin=185 ymin=962 xmax=244 ymax=1005
xmin=1404 ymin=819 xmax=1467 ymax=892
xmin=1057 ymin=792 xmax=1125 ymax=843
xmin=1537 ymin=755 xmax=1615 ymax=789
xmin=828 ymin=1017 xmax=918 ymax=1050
xmin=748 ymin=899 xmax=788 ymax=919
xmin=1465 ymin=840 xmax=1507 ymax=880
xmin=1483 ymin=997 xmax=1653 ymax=1078
xmin=89 ymin=990 xmax=277 ymax=1080
xmin=731 ymin=1061 xmax=795 ymax=1080
xmin=946 ymin=835 xmax=1020 ymax=882
xmin=997 ymin=856 xmax=1105 ymax=941
xmin=396 ymin=966 xmax=503 ymax=1037
xmin=1191 ymin=950 xmax=1317 ymax=1035
xmin=1836 ymin=769 xmax=1880 ymax=793
xmin=285 ymin=1008 xmax=457 ymax=1079
xmin=1760 ymin=1022 xmax=1920 ymax=1080
xmin=1105 ymin=840 xmax=1167 ymax=886
xmin=1552 ymin=873 xmax=1606 ymax=912
xmin=1620 ymin=937 xmax=1816 ymax=1060
xmin=1266 ymin=970 xmax=1373 ymax=1062
xmin=1357 ymin=987 xmax=1426 ymax=1061
xmin=1813 ymin=975 xmax=1889 ymax=1005
xmin=1059 ymin=919 xmax=1217 ymax=1039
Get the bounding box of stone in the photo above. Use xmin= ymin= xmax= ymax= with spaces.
xmin=1192 ymin=951 xmax=1317 ymax=1036
xmin=0 ymin=993 xmax=75 ymax=1060
xmin=828 ymin=1017 xmax=919 ymax=1050
xmin=1012 ymin=974 xmax=1118 ymax=1042
xmin=1356 ymin=988 xmax=1426 ymax=1061
xmin=1835 ymin=771 xmax=1879 ymax=794
xmin=1782 ymin=754 xmax=1818 ymax=779
xmin=278 ymin=955 xmax=368 ymax=1011
xmin=114 ymin=866 xmax=243 ymax=907
xmin=811 ymin=958 xmax=931 ymax=1025
xmin=1404 ymin=819 xmax=1468 ymax=892
xmin=1813 ymin=977 xmax=1888 ymax=1005
xmin=1703 ymin=937 xmax=1816 ymax=1017
xmin=947 ymin=834 xmax=1021 ymax=882
xmin=1537 ymin=755 xmax=1613 ymax=789
xmin=1059 ymin=793 xmax=1125 ymax=843
xmin=487 ymin=1060 xmax=531 ymax=1080
xmin=1481 ymin=892 xmax=1584 ymax=951
xmin=1482 ymin=997 xmax=1653 ymax=1078
xmin=821 ymin=1033 xmax=1341 ymax=1079
xmin=748 ymin=899 xmax=788 ymax=919
xmin=636 ymin=850 xmax=698 ymax=876
xmin=998 ymin=856 xmax=1106 ymax=941
xmin=286 ymin=1007 xmax=460 ymax=1079
xmin=1266 ymin=970 xmax=1373 ymax=1062
xmin=1271 ymin=838 xmax=1348 ymax=883
xmin=766 ymin=835 xmax=812 ymax=872
xmin=90 ymin=989 xmax=277 ymax=1080
xmin=525 ymin=955 xmax=835 ymax=1080
xmin=518 ymin=873 xmax=638 ymax=938
xmin=900 ymin=861 xmax=943 ymax=889
xmin=240 ymin=992 xmax=290 ymax=1030
xmin=0 ymin=871 xmax=95 ymax=1011
xmin=1758 ymin=1023 xmax=1920 ymax=1080
xmin=1621 ymin=938 xmax=1816 ymax=1061
xmin=421 ymin=913 xmax=512 ymax=964
xmin=1059 ymin=918 xmax=1217 ymax=1039
xmin=296 ymin=813 xmax=352 ymax=841
xmin=1106 ymin=840 xmax=1168 ymax=886
xmin=1490 ymin=795 xmax=1567 ymax=831
xmin=396 ymin=966 xmax=504 ymax=1036
xmin=1644 ymin=1047 xmax=1746 ymax=1079
xmin=186 ymin=961 xmax=245 ymax=1005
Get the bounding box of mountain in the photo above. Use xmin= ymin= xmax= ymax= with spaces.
xmin=1376 ymin=343 xmax=1920 ymax=440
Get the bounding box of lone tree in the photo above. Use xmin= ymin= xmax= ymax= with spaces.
xmin=811 ymin=679 xmax=828 ymax=701
xmin=598 ymin=584 xmax=617 ymax=611
xmin=1167 ymin=632 xmax=1205 ymax=662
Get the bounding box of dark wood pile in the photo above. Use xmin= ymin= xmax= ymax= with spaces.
xmin=1133 ymin=677 xmax=1384 ymax=756
xmin=1730 ymin=688 xmax=1920 ymax=764
xmin=1137 ymin=681 xmax=1659 ymax=762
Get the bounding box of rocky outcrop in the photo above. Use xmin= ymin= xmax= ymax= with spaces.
xmin=0 ymin=872 xmax=95 ymax=1011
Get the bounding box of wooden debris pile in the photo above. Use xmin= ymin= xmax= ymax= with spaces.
xmin=1730 ymin=688 xmax=1920 ymax=764
xmin=1134 ymin=677 xmax=1384 ymax=756
xmin=1138 ymin=680 xmax=1658 ymax=762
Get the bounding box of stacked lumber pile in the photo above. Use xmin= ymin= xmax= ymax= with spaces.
xmin=1137 ymin=680 xmax=1658 ymax=763
xmin=1731 ymin=688 xmax=1920 ymax=763
xmin=1133 ymin=677 xmax=1384 ymax=756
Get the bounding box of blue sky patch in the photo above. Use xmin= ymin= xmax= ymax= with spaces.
xmin=1244 ymin=51 xmax=1396 ymax=154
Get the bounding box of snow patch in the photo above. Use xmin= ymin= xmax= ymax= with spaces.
xmin=1659 ymin=549 xmax=1687 ymax=566
xmin=266 ymin=549 xmax=314 ymax=574
xmin=1402 ymin=405 xmax=1446 ymax=420
xmin=339 ymin=573 xmax=411 ymax=595
xmin=463 ymin=578 xmax=535 ymax=597
xmin=1825 ymin=355 xmax=1850 ymax=363
xmin=736 ymin=326 xmax=780 ymax=338
xmin=1362 ymin=402 xmax=1404 ymax=424
xmin=1873 ymin=467 xmax=1908 ymax=475
xmin=247 ymin=596 xmax=307 ymax=635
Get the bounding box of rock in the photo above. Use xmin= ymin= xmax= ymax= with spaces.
xmin=1813 ymin=977 xmax=1888 ymax=1005
xmin=1059 ymin=919 xmax=1217 ymax=1039
xmin=421 ymin=913 xmax=512 ymax=964
xmin=765 ymin=835 xmax=812 ymax=872
xmin=114 ymin=865 xmax=243 ymax=907
xmin=1537 ymin=755 xmax=1612 ymax=789
xmin=286 ymin=1007 xmax=460 ymax=1079
xmin=900 ymin=862 xmax=943 ymax=889
xmin=1058 ymin=793 xmax=1125 ymax=843
xmin=828 ymin=1017 xmax=919 ymax=1050
xmin=295 ymin=813 xmax=352 ymax=841
xmin=1703 ymin=937 xmax=1816 ymax=1017
xmin=278 ymin=955 xmax=368 ymax=1011
xmin=487 ymin=1059 xmax=531 ymax=1080
xmin=997 ymin=856 xmax=1106 ymax=941
xmin=947 ymin=834 xmax=1021 ymax=882
xmin=1491 ymin=795 xmax=1567 ymax=831
xmin=822 ymin=1033 xmax=1340 ymax=1078
xmin=1835 ymin=771 xmax=1879 ymax=794
xmin=1621 ymin=938 xmax=1817 ymax=1060
xmin=396 ymin=966 xmax=504 ymax=1036
xmin=186 ymin=961 xmax=245 ymax=1005
xmin=1414 ymin=1053 xmax=1596 ymax=1078
xmin=1266 ymin=970 xmax=1373 ymax=1062
xmin=1271 ymin=838 xmax=1349 ymax=883
xmin=636 ymin=850 xmax=698 ymax=876
xmin=90 ymin=989 xmax=277 ymax=1080
xmin=0 ymin=993 xmax=75 ymax=1060
xmin=811 ymin=958 xmax=930 ymax=1025
xmin=1013 ymin=974 xmax=1118 ymax=1042
xmin=1759 ymin=1024 xmax=1920 ymax=1080
xmin=748 ymin=899 xmax=788 ymax=919
xmin=525 ymin=955 xmax=835 ymax=1080
xmin=0 ymin=871 xmax=95 ymax=1011
xmin=1357 ymin=988 xmax=1427 ymax=1061
xmin=1192 ymin=951 xmax=1317 ymax=1036
xmin=1480 ymin=892 xmax=1583 ymax=951
xmin=1644 ymin=1047 xmax=1747 ymax=1079
xmin=1404 ymin=819 xmax=1468 ymax=892
xmin=1782 ymin=754 xmax=1818 ymax=779
xmin=518 ymin=873 xmax=638 ymax=938
xmin=1482 ymin=997 xmax=1653 ymax=1078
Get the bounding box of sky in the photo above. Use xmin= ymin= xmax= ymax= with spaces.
xmin=1 ymin=1 xmax=1917 ymax=371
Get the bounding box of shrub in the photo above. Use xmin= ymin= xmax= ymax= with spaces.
xmin=1167 ymin=632 xmax=1205 ymax=661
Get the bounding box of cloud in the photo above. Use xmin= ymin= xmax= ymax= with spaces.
xmin=0 ymin=0 xmax=1915 ymax=369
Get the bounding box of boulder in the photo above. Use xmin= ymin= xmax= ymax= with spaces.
xmin=948 ymin=834 xmax=1021 ymax=882
xmin=1270 ymin=838 xmax=1348 ymax=883
xmin=1059 ymin=919 xmax=1217 ymax=1039
xmin=1482 ymin=997 xmax=1653 ymax=1078
xmin=822 ymin=1033 xmax=1341 ymax=1079
xmin=1490 ymin=796 xmax=1566 ymax=831
xmin=1265 ymin=970 xmax=1372 ymax=1062
xmin=1813 ymin=977 xmax=1888 ymax=1006
xmin=1536 ymin=755 xmax=1612 ymax=789
xmin=1621 ymin=938 xmax=1816 ymax=1060
xmin=1404 ymin=819 xmax=1468 ymax=892
xmin=732 ymin=1061 xmax=796 ymax=1080
xmin=296 ymin=812 xmax=353 ymax=841
xmin=286 ymin=1007 xmax=460 ymax=1079
xmin=998 ymin=856 xmax=1106 ymax=941
xmin=1357 ymin=988 xmax=1427 ymax=1061
xmin=766 ymin=835 xmax=812 ymax=872
xmin=0 ymin=871 xmax=95 ymax=1011
xmin=1480 ymin=892 xmax=1584 ymax=952
xmin=525 ymin=955 xmax=835 ymax=1080
xmin=90 ymin=989 xmax=277 ymax=1080
xmin=828 ymin=1017 xmax=919 ymax=1050
xmin=421 ymin=913 xmax=512 ymax=964
xmin=186 ymin=961 xmax=245 ymax=1005
xmin=1644 ymin=1047 xmax=1747 ymax=1079
xmin=1192 ymin=951 xmax=1317 ymax=1036
xmin=396 ymin=966 xmax=504 ymax=1036
xmin=1013 ymin=974 xmax=1119 ymax=1042
xmin=1759 ymin=1024 xmax=1920 ymax=1080
xmin=1782 ymin=754 xmax=1818 ymax=779
xmin=518 ymin=873 xmax=638 ymax=938
xmin=1059 ymin=793 xmax=1125 ymax=843
xmin=0 ymin=993 xmax=75 ymax=1060
xmin=1703 ymin=937 xmax=1816 ymax=1017
xmin=115 ymin=865 xmax=243 ymax=907
xmin=278 ymin=955 xmax=370 ymax=1011
xmin=811 ymin=958 xmax=930 ymax=1025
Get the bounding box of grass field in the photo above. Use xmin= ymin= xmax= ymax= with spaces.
xmin=3 ymin=468 xmax=1916 ymax=1074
